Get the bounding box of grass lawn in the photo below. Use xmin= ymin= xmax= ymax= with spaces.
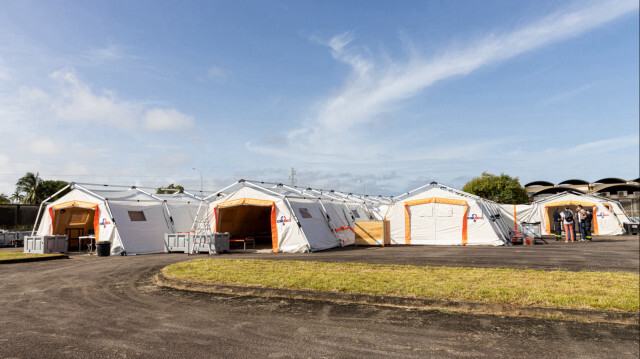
xmin=164 ymin=259 xmax=639 ymax=313
xmin=0 ymin=252 xmax=62 ymax=261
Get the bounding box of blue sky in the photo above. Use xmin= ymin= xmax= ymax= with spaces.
xmin=0 ymin=0 xmax=638 ymax=196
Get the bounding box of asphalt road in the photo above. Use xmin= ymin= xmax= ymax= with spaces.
xmin=0 ymin=236 xmax=638 ymax=358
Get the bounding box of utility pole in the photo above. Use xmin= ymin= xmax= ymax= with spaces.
xmin=289 ymin=167 xmax=297 ymax=187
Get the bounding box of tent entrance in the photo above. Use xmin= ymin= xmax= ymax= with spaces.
xmin=52 ymin=207 xmax=97 ymax=251
xmin=217 ymin=205 xmax=274 ymax=250
xmin=544 ymin=201 xmax=599 ymax=235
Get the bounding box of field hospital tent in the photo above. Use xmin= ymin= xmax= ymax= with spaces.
xmin=514 ymin=191 xmax=628 ymax=236
xmin=385 ymin=183 xmax=514 ymax=246
xmin=33 ymin=183 xmax=201 ymax=255
xmin=205 ymin=180 xmax=372 ymax=253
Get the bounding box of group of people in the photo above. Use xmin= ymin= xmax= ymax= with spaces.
xmin=553 ymin=206 xmax=593 ymax=242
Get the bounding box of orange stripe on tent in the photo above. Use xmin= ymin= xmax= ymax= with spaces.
xmin=544 ymin=200 xmax=599 ymax=235
xmin=404 ymin=197 xmax=469 ymax=245
xmin=334 ymin=226 xmax=355 ymax=233
xmin=215 ymin=198 xmax=279 ymax=253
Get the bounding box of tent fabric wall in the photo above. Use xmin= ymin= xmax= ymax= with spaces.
xmin=36 ymin=185 xmax=197 ymax=255
xmin=386 ymin=185 xmax=509 ymax=246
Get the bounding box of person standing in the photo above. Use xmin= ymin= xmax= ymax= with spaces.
xmin=584 ymin=209 xmax=593 ymax=241
xmin=577 ymin=205 xmax=587 ymax=241
xmin=552 ymin=208 xmax=563 ymax=241
xmin=560 ymin=207 xmax=575 ymax=243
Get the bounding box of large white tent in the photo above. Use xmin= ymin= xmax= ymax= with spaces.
xmin=33 ymin=183 xmax=201 ymax=255
xmin=513 ymin=191 xmax=629 ymax=236
xmin=385 ymin=183 xmax=514 ymax=246
xmin=205 ymin=180 xmax=375 ymax=253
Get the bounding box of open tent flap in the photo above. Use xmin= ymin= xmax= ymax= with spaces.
xmin=288 ymin=199 xmax=338 ymax=251
xmin=323 ymin=203 xmax=355 ymax=246
xmin=109 ymin=203 xmax=172 ymax=254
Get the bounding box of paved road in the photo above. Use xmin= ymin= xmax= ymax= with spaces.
xmin=1 ymin=237 xmax=638 ymax=358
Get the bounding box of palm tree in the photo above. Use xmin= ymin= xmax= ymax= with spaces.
xmin=0 ymin=193 xmax=9 ymax=204
xmin=16 ymin=172 xmax=41 ymax=204
xmin=10 ymin=190 xmax=24 ymax=204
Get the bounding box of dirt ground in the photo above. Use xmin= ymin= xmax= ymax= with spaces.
xmin=0 ymin=235 xmax=638 ymax=358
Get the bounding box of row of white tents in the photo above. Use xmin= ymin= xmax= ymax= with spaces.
xmin=31 ymin=180 xmax=634 ymax=255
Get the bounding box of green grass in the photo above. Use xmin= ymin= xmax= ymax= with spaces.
xmin=164 ymin=259 xmax=640 ymax=313
xmin=0 ymin=252 xmax=62 ymax=261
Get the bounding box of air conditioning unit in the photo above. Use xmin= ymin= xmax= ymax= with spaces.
xmin=618 ymin=191 xmax=628 ymax=197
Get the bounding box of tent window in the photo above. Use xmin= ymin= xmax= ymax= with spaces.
xmin=68 ymin=212 xmax=89 ymax=225
xmin=128 ymin=211 xmax=147 ymax=221
xmin=298 ymin=208 xmax=313 ymax=218
xmin=352 ymin=211 xmax=360 ymax=219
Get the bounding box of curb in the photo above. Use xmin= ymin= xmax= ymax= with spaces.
xmin=0 ymin=254 xmax=69 ymax=264
xmin=156 ymin=271 xmax=638 ymax=325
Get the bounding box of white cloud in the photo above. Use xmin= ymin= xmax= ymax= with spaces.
xmin=50 ymin=69 xmax=140 ymax=129
xmin=568 ymin=135 xmax=639 ymax=153
xmin=541 ymin=84 xmax=594 ymax=105
xmin=259 ymin=0 xmax=637 ymax=161
xmin=143 ymin=108 xmax=194 ymax=131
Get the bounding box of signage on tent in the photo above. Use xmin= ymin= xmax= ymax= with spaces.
xmin=99 ymin=218 xmax=111 ymax=228
xmin=597 ymin=212 xmax=609 ymax=218
xmin=467 ymin=213 xmax=483 ymax=222
xmin=276 ymin=216 xmax=291 ymax=226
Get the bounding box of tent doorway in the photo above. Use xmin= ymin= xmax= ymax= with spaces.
xmin=216 ymin=205 xmax=275 ymax=250
xmin=52 ymin=207 xmax=97 ymax=251
xmin=544 ymin=203 xmax=599 ymax=235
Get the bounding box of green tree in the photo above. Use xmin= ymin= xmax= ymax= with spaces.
xmin=10 ymin=190 xmax=24 ymax=204
xmin=37 ymin=180 xmax=70 ymax=203
xmin=15 ymin=172 xmax=41 ymax=204
xmin=462 ymin=172 xmax=529 ymax=204
xmin=0 ymin=193 xmax=9 ymax=204
xmin=156 ymin=183 xmax=184 ymax=194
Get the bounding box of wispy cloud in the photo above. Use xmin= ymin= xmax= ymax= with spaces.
xmin=143 ymin=108 xmax=194 ymax=131
xmin=540 ymin=83 xmax=594 ymax=105
xmin=249 ymin=0 xmax=637 ymax=163
xmin=45 ymin=68 xmax=193 ymax=131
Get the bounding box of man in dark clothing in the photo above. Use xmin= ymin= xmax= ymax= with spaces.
xmin=552 ymin=208 xmax=563 ymax=241
xmin=584 ymin=209 xmax=593 ymax=241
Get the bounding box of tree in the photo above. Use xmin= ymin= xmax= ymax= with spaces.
xmin=15 ymin=172 xmax=41 ymax=204
xmin=462 ymin=172 xmax=529 ymax=204
xmin=36 ymin=180 xmax=70 ymax=203
xmin=0 ymin=193 xmax=9 ymax=204
xmin=10 ymin=190 xmax=24 ymax=204
xmin=157 ymin=183 xmax=184 ymax=194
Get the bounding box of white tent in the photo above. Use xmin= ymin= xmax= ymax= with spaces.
xmin=34 ymin=184 xmax=201 ymax=255
xmin=514 ymin=191 xmax=628 ymax=236
xmin=385 ymin=183 xmax=513 ymax=246
xmin=205 ymin=180 xmax=372 ymax=253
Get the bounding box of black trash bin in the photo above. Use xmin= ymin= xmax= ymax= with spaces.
xmin=96 ymin=241 xmax=112 ymax=257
